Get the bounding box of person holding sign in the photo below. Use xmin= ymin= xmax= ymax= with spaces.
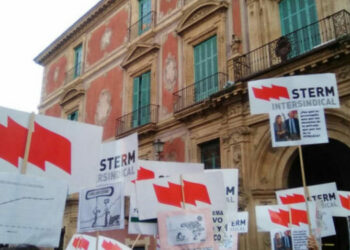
xmin=274 ymin=115 xmax=288 ymax=141
xmin=285 ymin=111 xmax=300 ymax=140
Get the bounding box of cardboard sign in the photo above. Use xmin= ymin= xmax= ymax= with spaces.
xmin=275 ymin=182 xmax=342 ymax=216
xmin=97 ymin=133 xmax=138 ymax=194
xmin=248 ymin=74 xmax=339 ymax=114
xmin=128 ymin=161 xmax=204 ymax=235
xmin=78 ymin=183 xmax=124 ymax=233
xmin=0 ymin=106 xmax=103 ymax=193
xmin=66 ymin=234 xmax=97 ymax=250
xmin=158 ymin=208 xmax=215 ymax=250
xmin=136 ymin=172 xmax=226 ymax=220
xmin=270 ymin=108 xmax=328 ymax=147
xmin=0 ymin=172 xmax=67 ymax=247
xmin=98 ymin=235 xmax=131 ymax=250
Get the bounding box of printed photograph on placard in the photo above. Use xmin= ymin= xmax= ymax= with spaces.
xmin=270 ymin=229 xmax=293 ymax=250
xmin=269 ymin=108 xmax=328 ymax=147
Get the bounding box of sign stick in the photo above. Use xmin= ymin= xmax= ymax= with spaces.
xmin=180 ymin=174 xmax=186 ymax=209
xmin=131 ymin=234 xmax=141 ymax=249
xmin=95 ymin=231 xmax=99 ymax=250
xmin=75 ymin=236 xmax=82 ymax=250
xmin=21 ymin=112 xmax=35 ymax=174
xmin=298 ymin=145 xmax=312 ymax=233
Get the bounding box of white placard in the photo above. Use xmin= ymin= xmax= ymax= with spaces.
xmin=0 ymin=106 xmax=103 ymax=194
xmin=248 ymin=74 xmax=339 ymax=114
xmin=269 ymin=108 xmax=328 ymax=147
xmin=78 ymin=183 xmax=124 ymax=233
xmin=334 ymin=191 xmax=350 ymax=217
xmin=0 ymin=172 xmax=67 ymax=247
xmin=228 ymin=211 xmax=249 ymax=233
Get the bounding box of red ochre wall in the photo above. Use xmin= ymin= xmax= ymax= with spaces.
xmin=85 ymin=66 xmax=123 ymax=140
xmin=162 ymin=137 xmax=185 ymax=162
xmin=161 ymin=32 xmax=178 ymax=114
xmin=44 ymin=103 xmax=61 ymax=118
xmin=86 ymin=9 xmax=128 ymax=67
xmin=45 ymin=56 xmax=67 ymax=95
xmin=160 ymin=0 xmax=179 ymax=17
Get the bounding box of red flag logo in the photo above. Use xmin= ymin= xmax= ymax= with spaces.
xmin=0 ymin=116 xmax=71 ymax=174
xmin=102 ymin=240 xmax=122 ymax=250
xmin=153 ymin=181 xmax=211 ymax=208
xmin=268 ymin=209 xmax=289 ymax=227
xmin=252 ymin=84 xmax=289 ymax=101
xmin=339 ymin=194 xmax=350 ymax=210
xmin=280 ymin=194 xmax=305 ymax=204
xmin=131 ymin=167 xmax=155 ymax=183
xmin=73 ymin=237 xmax=90 ymax=250
xmin=291 ymin=208 xmax=308 ymax=226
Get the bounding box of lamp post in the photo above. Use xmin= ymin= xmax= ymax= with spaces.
xmin=153 ymin=138 xmax=164 ymax=160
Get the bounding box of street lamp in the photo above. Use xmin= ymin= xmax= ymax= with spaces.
xmin=153 ymin=138 xmax=165 ymax=160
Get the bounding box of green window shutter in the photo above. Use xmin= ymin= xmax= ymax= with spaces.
xmin=140 ymin=71 xmax=150 ymax=125
xmin=74 ymin=44 xmax=82 ymax=78
xmin=68 ymin=110 xmax=78 ymax=121
xmin=194 ymin=35 xmax=218 ymax=102
xmin=139 ymin=0 xmax=151 ymax=35
xmin=132 ymin=77 xmax=140 ymax=127
xmin=279 ymin=0 xmax=320 ymax=58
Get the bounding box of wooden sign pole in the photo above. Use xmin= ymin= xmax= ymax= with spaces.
xmin=96 ymin=231 xmax=99 ymax=250
xmin=298 ymin=145 xmax=312 ymax=234
xmin=131 ymin=234 xmax=141 ymax=249
xmin=75 ymin=236 xmax=82 ymax=250
xmin=21 ymin=112 xmax=35 ymax=175
xmin=180 ymin=174 xmax=186 ymax=209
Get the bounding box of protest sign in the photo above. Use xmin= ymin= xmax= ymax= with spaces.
xmin=248 ymin=74 xmax=339 ymax=114
xmin=0 ymin=172 xmax=67 ymax=247
xmin=0 ymin=106 xmax=103 ymax=193
xmin=228 ymin=211 xmax=249 ymax=233
xmin=334 ymin=191 xmax=350 ymax=217
xmin=270 ymin=228 xmax=309 ymax=250
xmin=212 ymin=210 xmax=239 ymax=250
xmin=275 ymin=182 xmax=342 ymax=216
xmin=136 ymin=171 xmax=226 ymax=220
xmin=78 ymin=183 xmax=124 ymax=233
xmin=98 ymin=235 xmax=131 ymax=250
xmin=66 ymin=234 xmax=97 ymax=250
xmin=158 ymin=208 xmax=215 ymax=250
xmin=97 ymin=133 xmax=138 ymax=193
xmin=269 ymin=108 xmax=328 ymax=147
xmin=206 ymin=169 xmax=238 ymax=210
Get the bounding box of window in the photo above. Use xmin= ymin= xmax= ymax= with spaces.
xmin=194 ymin=35 xmax=218 ymax=101
xmin=132 ymin=71 xmax=150 ymax=127
xmin=139 ymin=0 xmax=151 ymax=35
xmin=279 ymin=0 xmax=320 ymax=57
xmin=74 ymin=44 xmax=82 ymax=78
xmin=200 ymin=139 xmax=221 ymax=169
xmin=67 ymin=110 xmax=78 ymax=121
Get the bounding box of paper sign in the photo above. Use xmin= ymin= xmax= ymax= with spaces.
xmin=136 ymin=172 xmax=226 ymax=220
xmin=334 ymin=191 xmax=350 ymax=217
xmin=128 ymin=161 xmax=203 ymax=235
xmin=275 ymin=182 xmax=342 ymax=216
xmin=270 ymin=108 xmax=328 ymax=147
xmin=212 ymin=210 xmax=239 ymax=250
xmin=0 ymin=106 xmax=103 ymax=193
xmin=66 ymin=234 xmax=97 ymax=250
xmin=228 ymin=211 xmax=249 ymax=233
xmin=0 ymin=173 xmax=67 ymax=247
xmin=248 ymin=74 xmax=339 ymax=114
xmin=206 ymin=169 xmax=238 ymax=210
xmin=158 ymin=208 xmax=215 ymax=250
xmin=98 ymin=235 xmax=131 ymax=250
xmin=270 ymin=228 xmax=309 ymax=250
xmin=97 ymin=133 xmax=138 ymax=195
xmin=78 ymin=183 xmax=124 ymax=233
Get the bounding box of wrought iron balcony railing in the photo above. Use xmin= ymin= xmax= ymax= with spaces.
xmin=65 ymin=62 xmax=82 ymax=84
xmin=128 ymin=11 xmax=156 ymax=41
xmin=116 ymin=104 xmax=159 ymax=136
xmin=233 ymin=10 xmax=350 ymax=82
xmin=173 ymin=72 xmax=229 ymax=112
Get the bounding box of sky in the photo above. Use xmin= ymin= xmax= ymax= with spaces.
xmin=0 ymin=0 xmax=99 ymax=113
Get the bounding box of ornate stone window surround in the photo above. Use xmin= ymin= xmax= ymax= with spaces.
xmin=60 ymin=87 xmax=85 ymax=121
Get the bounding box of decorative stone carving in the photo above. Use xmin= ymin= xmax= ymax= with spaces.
xmin=336 ymin=64 xmax=350 ymax=82
xmin=238 ymin=190 xmax=250 ymax=211
xmin=233 ymin=144 xmax=242 ymax=169
xmin=121 ymin=43 xmax=160 ymax=68
xmin=231 ymin=34 xmax=241 ymax=56
xmin=231 ymin=126 xmax=250 ymax=143
xmin=95 ymin=89 xmax=112 ymax=125
xmin=100 ymin=28 xmax=112 ymax=50
xmin=164 ymin=53 xmax=177 ymax=92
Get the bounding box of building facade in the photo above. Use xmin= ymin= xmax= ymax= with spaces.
xmin=35 ymin=0 xmax=350 ymax=249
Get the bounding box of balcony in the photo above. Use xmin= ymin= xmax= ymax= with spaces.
xmin=116 ymin=104 xmax=159 ymax=137
xmin=173 ymin=72 xmax=229 ymax=112
xmin=65 ymin=62 xmax=82 ymax=84
xmin=128 ymin=11 xmax=156 ymax=41
xmin=233 ymin=10 xmax=350 ymax=82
